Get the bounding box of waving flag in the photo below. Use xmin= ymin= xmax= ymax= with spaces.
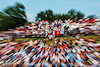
xmin=55 ymin=31 xmax=60 ymax=36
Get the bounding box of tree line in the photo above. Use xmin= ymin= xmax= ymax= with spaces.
xmin=36 ymin=9 xmax=96 ymax=22
xmin=36 ymin=9 xmax=85 ymax=22
xmin=0 ymin=2 xmax=96 ymax=31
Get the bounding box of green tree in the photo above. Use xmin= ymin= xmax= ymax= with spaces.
xmin=46 ymin=10 xmax=54 ymax=21
xmin=61 ymin=14 xmax=69 ymax=21
xmin=75 ymin=11 xmax=85 ymax=20
xmin=36 ymin=11 xmax=45 ymax=21
xmin=54 ymin=14 xmax=62 ymax=20
xmin=0 ymin=2 xmax=27 ymax=31
xmin=67 ymin=9 xmax=77 ymax=19
xmin=36 ymin=9 xmax=85 ymax=21
xmin=67 ymin=9 xmax=85 ymax=20
xmin=36 ymin=9 xmax=54 ymax=22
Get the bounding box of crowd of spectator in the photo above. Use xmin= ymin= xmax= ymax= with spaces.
xmin=0 ymin=18 xmax=100 ymax=67
xmin=9 ymin=18 xmax=100 ymax=38
xmin=0 ymin=35 xmax=100 ymax=67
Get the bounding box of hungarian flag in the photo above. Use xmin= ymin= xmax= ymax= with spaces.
xmin=55 ymin=31 xmax=60 ymax=36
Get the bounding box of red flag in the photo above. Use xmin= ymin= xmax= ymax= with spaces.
xmin=55 ymin=31 xmax=60 ymax=36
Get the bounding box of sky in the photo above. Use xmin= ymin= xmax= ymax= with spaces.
xmin=0 ymin=0 xmax=100 ymax=22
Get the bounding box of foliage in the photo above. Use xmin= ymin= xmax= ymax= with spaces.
xmin=0 ymin=2 xmax=27 ymax=31
xmin=36 ymin=9 xmax=54 ymax=22
xmin=36 ymin=9 xmax=85 ymax=22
